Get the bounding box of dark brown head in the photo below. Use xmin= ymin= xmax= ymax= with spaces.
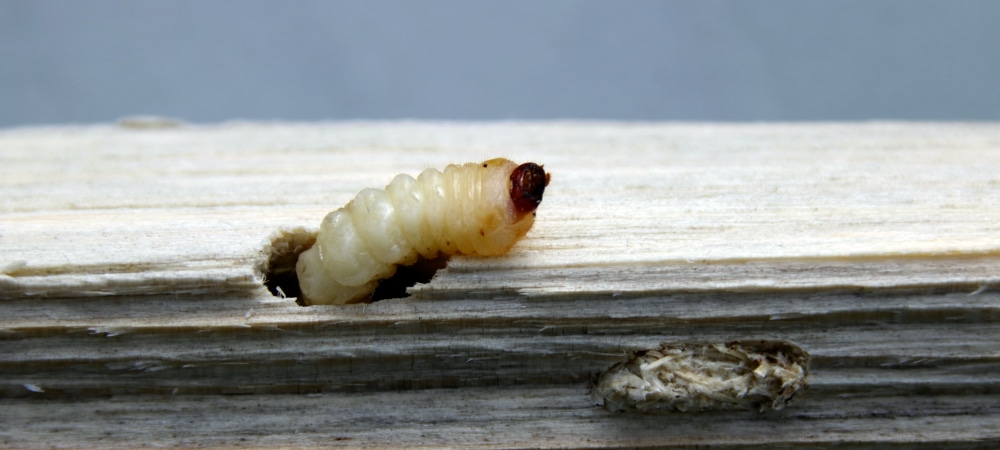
xmin=509 ymin=162 xmax=549 ymax=215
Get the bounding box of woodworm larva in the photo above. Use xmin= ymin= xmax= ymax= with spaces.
xmin=592 ymin=341 xmax=809 ymax=413
xmin=296 ymin=158 xmax=549 ymax=305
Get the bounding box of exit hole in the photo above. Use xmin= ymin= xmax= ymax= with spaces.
xmin=255 ymin=228 xmax=448 ymax=306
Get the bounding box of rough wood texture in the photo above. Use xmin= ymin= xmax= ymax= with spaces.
xmin=1 ymin=122 xmax=998 ymax=448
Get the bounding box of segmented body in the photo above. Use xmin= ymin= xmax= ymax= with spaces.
xmin=296 ymin=158 xmax=548 ymax=305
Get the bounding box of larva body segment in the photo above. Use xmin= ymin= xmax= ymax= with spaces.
xmin=296 ymin=158 xmax=548 ymax=305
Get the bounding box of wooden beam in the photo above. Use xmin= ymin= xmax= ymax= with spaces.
xmin=1 ymin=122 xmax=998 ymax=448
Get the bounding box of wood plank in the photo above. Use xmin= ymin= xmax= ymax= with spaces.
xmin=2 ymin=389 xmax=999 ymax=449
xmin=1 ymin=122 xmax=999 ymax=448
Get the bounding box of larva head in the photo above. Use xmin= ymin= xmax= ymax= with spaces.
xmin=467 ymin=158 xmax=548 ymax=256
xmin=509 ymin=162 xmax=549 ymax=216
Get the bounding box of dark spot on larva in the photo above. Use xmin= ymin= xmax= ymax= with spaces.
xmin=479 ymin=229 xmax=485 ymax=236
xmin=510 ymin=162 xmax=548 ymax=215
xmin=482 ymin=163 xmax=488 ymax=168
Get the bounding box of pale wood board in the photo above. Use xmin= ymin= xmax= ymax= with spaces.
xmin=1 ymin=121 xmax=999 ymax=448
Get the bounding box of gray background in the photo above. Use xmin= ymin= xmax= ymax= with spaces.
xmin=1 ymin=0 xmax=998 ymax=127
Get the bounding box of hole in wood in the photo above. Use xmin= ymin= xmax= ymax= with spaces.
xmin=592 ymin=340 xmax=810 ymax=413
xmin=255 ymin=228 xmax=448 ymax=306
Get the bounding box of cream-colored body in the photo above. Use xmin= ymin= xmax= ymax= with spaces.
xmin=296 ymin=158 xmax=535 ymax=305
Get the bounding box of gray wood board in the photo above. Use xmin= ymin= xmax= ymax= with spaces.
xmin=1 ymin=122 xmax=999 ymax=448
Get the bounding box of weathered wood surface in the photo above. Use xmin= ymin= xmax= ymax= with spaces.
xmin=1 ymin=121 xmax=999 ymax=448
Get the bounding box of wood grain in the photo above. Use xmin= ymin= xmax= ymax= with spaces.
xmin=1 ymin=121 xmax=998 ymax=448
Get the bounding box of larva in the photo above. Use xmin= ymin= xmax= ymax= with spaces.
xmin=295 ymin=158 xmax=549 ymax=305
xmin=592 ymin=341 xmax=809 ymax=413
